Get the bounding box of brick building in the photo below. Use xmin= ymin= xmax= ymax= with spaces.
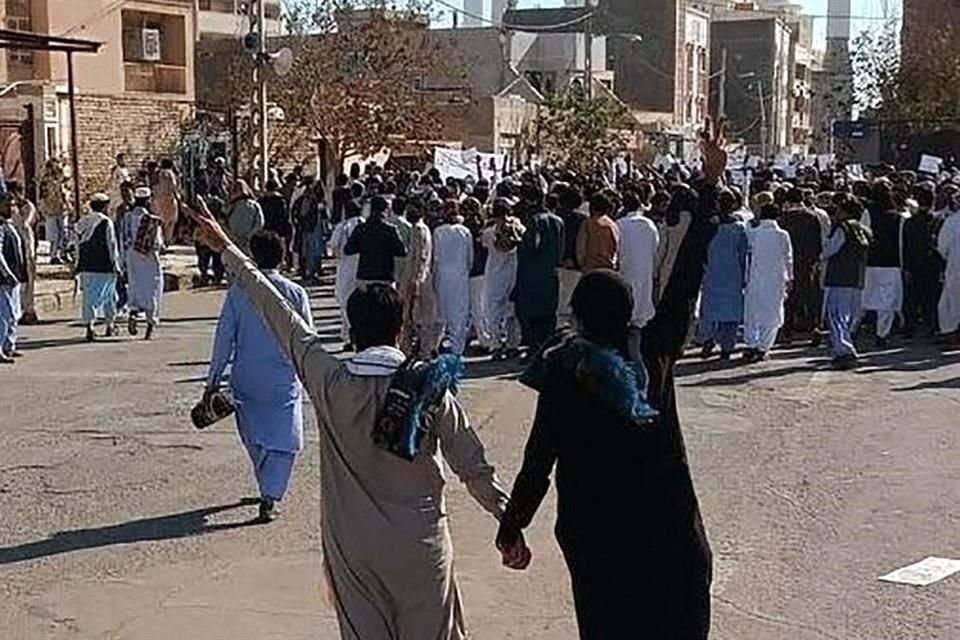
xmin=0 ymin=0 xmax=280 ymax=201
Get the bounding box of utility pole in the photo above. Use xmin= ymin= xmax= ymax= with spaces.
xmin=718 ymin=47 xmax=727 ymax=120
xmin=584 ymin=11 xmax=593 ymax=99
xmin=757 ymin=81 xmax=768 ymax=160
xmin=248 ymin=0 xmax=269 ymax=189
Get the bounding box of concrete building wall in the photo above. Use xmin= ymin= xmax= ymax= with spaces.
xmin=600 ymin=0 xmax=680 ymax=115
xmin=710 ymin=17 xmax=793 ymax=156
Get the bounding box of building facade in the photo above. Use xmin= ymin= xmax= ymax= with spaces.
xmin=710 ymin=13 xmax=794 ymax=157
xmin=0 ymin=0 xmax=279 ymax=199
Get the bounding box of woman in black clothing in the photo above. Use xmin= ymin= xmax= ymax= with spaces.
xmin=496 ymin=127 xmax=726 ymax=640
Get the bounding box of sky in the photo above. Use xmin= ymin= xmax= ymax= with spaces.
xmin=449 ymin=0 xmax=903 ymax=46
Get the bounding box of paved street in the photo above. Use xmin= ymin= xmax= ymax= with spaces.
xmin=1 ymin=275 xmax=959 ymax=640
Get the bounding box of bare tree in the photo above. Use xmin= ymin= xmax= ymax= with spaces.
xmin=272 ymin=0 xmax=450 ymax=192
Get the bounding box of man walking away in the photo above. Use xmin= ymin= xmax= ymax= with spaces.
xmin=938 ymin=187 xmax=960 ymax=343
xmin=902 ymin=184 xmax=944 ymax=337
xmin=576 ymin=192 xmax=619 ymax=272
xmin=193 ymin=206 xmax=510 ymax=640
xmin=463 ymin=197 xmax=491 ymax=352
xmin=399 ymin=198 xmax=437 ymax=358
xmin=515 ymin=184 xmax=564 ymax=352
xmin=482 ymin=198 xmax=525 ymax=360
xmin=330 ymin=200 xmax=363 ymax=351
xmin=743 ymin=204 xmax=793 ymax=362
xmin=699 ymin=189 xmax=748 ymax=359
xmin=153 ymin=159 xmax=180 ymax=245
xmin=206 ymin=231 xmax=313 ymax=523
xmin=554 ymin=184 xmax=585 ymax=324
xmin=8 ymin=182 xmax=38 ymax=325
xmin=616 ymin=186 xmax=659 ymax=330
xmin=344 ymin=195 xmax=407 ymax=287
xmin=431 ymin=200 xmax=473 ymax=355
xmin=226 ymin=180 xmax=264 ymax=253
xmin=780 ymin=188 xmax=823 ymax=341
xmin=75 ymin=194 xmax=120 ymax=342
xmin=259 ymin=179 xmax=293 ymax=267
xmin=39 ymin=158 xmax=69 ymax=264
xmin=861 ymin=180 xmax=906 ymax=349
xmin=122 ymin=187 xmax=164 ymax=340
xmin=823 ymin=193 xmax=871 ymax=369
xmin=0 ymin=194 xmax=26 ymax=363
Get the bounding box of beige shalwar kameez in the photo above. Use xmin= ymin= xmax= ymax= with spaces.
xmin=221 ymin=246 xmax=508 ymax=640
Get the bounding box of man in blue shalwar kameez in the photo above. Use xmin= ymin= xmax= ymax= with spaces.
xmin=206 ymin=231 xmax=314 ymax=522
xmin=699 ymin=190 xmax=748 ymax=359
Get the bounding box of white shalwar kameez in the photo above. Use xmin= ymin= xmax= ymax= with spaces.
xmin=432 ymin=223 xmax=473 ymax=355
xmin=938 ymin=211 xmax=960 ymax=334
xmin=330 ymin=216 xmax=362 ymax=342
xmin=860 ymin=209 xmax=905 ymax=339
xmin=481 ymin=226 xmax=520 ymax=349
xmin=122 ymin=207 xmax=164 ymax=324
xmin=744 ymin=220 xmax=794 ymax=353
xmin=616 ymin=209 xmax=659 ymax=328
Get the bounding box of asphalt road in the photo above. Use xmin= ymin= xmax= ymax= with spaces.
xmin=1 ymin=276 xmax=958 ymax=639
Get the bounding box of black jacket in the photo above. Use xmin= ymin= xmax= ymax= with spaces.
xmin=344 ymin=217 xmax=406 ymax=282
xmin=867 ymin=207 xmax=904 ymax=268
xmin=0 ymin=221 xmax=25 ymax=286
xmin=259 ymin=193 xmax=291 ymax=238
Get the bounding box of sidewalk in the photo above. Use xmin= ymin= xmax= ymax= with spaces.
xmin=31 ymin=242 xmax=200 ymax=317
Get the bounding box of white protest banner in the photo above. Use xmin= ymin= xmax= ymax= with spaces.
xmin=434 ymin=147 xmax=503 ymax=181
xmin=918 ymin=154 xmax=943 ymax=175
xmin=846 ymin=164 xmax=866 ymax=181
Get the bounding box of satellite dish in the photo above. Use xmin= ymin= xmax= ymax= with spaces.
xmin=271 ymin=48 xmax=294 ymax=77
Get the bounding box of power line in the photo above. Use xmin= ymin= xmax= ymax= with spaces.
xmin=433 ymin=0 xmax=593 ymax=32
xmin=59 ymin=0 xmax=127 ymax=37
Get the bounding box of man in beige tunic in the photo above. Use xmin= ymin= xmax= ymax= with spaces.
xmin=399 ymin=201 xmax=438 ymax=357
xmin=193 ymin=203 xmax=511 ymax=640
xmin=153 ymin=159 xmax=180 ymax=244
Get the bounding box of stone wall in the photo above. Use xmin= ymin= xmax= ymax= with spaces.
xmin=73 ymin=94 xmax=194 ymax=195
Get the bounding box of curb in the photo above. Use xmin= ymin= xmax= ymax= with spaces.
xmin=30 ymin=272 xmax=187 ymax=318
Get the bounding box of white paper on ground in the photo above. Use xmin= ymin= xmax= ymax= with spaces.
xmin=878 ymin=557 xmax=960 ymax=586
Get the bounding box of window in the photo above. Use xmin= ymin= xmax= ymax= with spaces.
xmin=122 ymin=10 xmax=188 ymax=94
xmin=5 ymin=0 xmax=34 ymax=71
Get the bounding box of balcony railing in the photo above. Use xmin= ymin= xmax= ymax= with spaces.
xmin=199 ymin=0 xmax=280 ymax=13
xmin=124 ymin=62 xmax=188 ymax=95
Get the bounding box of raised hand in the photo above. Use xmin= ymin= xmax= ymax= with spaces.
xmin=701 ymin=116 xmax=728 ymax=185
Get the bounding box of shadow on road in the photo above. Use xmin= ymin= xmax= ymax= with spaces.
xmin=0 ymin=500 xmax=262 ymax=565
xmin=892 ymin=377 xmax=960 ymax=392
xmin=161 ymin=315 xmax=220 ymax=324
xmin=18 ymin=336 xmax=91 ymax=351
xmin=678 ymin=363 xmax=821 ymax=387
